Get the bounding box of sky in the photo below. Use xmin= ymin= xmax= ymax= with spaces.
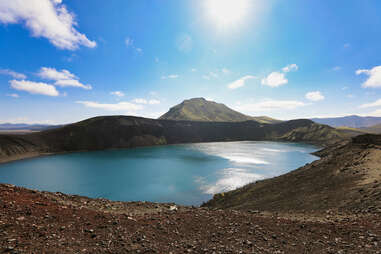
xmin=1 ymin=0 xmax=381 ymax=124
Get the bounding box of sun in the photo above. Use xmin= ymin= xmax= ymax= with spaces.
xmin=205 ymin=0 xmax=250 ymax=28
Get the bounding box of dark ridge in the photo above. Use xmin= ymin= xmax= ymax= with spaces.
xmin=0 ymin=116 xmax=344 ymax=163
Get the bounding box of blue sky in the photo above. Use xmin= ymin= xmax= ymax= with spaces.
xmin=1 ymin=0 xmax=381 ymax=124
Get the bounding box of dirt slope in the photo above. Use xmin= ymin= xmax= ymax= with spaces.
xmin=1 ymin=184 xmax=380 ymax=254
xmin=203 ymin=135 xmax=381 ymax=214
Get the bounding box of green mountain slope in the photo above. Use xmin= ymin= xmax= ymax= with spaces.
xmin=159 ymin=98 xmax=280 ymax=124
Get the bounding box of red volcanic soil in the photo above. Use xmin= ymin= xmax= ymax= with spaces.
xmin=0 ymin=184 xmax=380 ymax=254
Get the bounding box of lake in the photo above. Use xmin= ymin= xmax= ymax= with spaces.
xmin=0 ymin=141 xmax=319 ymax=205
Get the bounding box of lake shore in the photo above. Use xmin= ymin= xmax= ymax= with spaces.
xmin=1 ymin=183 xmax=380 ymax=253
xmin=0 ymin=151 xmax=44 ymax=164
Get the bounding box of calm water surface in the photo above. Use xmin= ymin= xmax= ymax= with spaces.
xmin=0 ymin=141 xmax=319 ymax=205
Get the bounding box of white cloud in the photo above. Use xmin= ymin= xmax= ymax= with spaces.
xmin=356 ymin=66 xmax=381 ymax=88
xmin=10 ymin=79 xmax=59 ymax=96
xmin=367 ymin=109 xmax=381 ymax=117
xmin=6 ymin=93 xmax=19 ymax=98
xmin=0 ymin=69 xmax=26 ymax=79
xmin=0 ymin=0 xmax=96 ymax=50
xmin=191 ymin=68 xmax=197 ymax=72
xmin=305 ymin=91 xmax=325 ymax=102
xmin=124 ymin=37 xmax=143 ymax=53
xmin=148 ymin=99 xmax=160 ymax=105
xmin=227 ymin=75 xmax=256 ymax=89
xmin=38 ymin=67 xmax=76 ymax=80
xmin=261 ymin=64 xmax=298 ymax=88
xmin=125 ymin=37 xmax=133 ymax=47
xmin=359 ymin=98 xmax=381 ymax=109
xmin=76 ymin=101 xmax=143 ymax=111
xmin=161 ymin=74 xmax=179 ymax=79
xmin=261 ymin=72 xmax=288 ymax=87
xmin=282 ymin=64 xmax=298 ymax=73
xmin=110 ymin=91 xmax=124 ymax=97
xmin=203 ymin=72 xmax=219 ymax=80
xmin=38 ymin=67 xmax=92 ymax=89
xmin=235 ymin=99 xmax=306 ymax=113
xmin=132 ymin=98 xmax=161 ymax=105
xmin=176 ymin=33 xmax=192 ymax=52
xmin=133 ymin=98 xmax=148 ymax=104
xmin=54 ymin=79 xmax=91 ymax=89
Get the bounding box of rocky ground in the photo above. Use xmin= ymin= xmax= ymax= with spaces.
xmin=0 ymin=184 xmax=380 ymax=254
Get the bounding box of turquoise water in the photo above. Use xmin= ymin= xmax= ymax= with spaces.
xmin=0 ymin=141 xmax=319 ymax=205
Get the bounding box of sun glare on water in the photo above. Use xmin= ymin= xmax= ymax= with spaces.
xmin=205 ymin=0 xmax=250 ymax=28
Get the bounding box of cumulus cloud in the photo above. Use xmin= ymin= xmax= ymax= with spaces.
xmin=261 ymin=72 xmax=288 ymax=87
xmin=359 ymin=98 xmax=381 ymax=109
xmin=38 ymin=67 xmax=92 ymax=89
xmin=261 ymin=64 xmax=298 ymax=88
xmin=110 ymin=91 xmax=125 ymax=97
xmin=0 ymin=0 xmax=96 ymax=50
xmin=10 ymin=80 xmax=59 ymax=96
xmin=38 ymin=67 xmax=75 ymax=80
xmin=161 ymin=74 xmax=179 ymax=79
xmin=0 ymin=69 xmax=26 ymax=79
xmin=356 ymin=66 xmax=381 ymax=88
xmin=235 ymin=99 xmax=306 ymax=113
xmin=76 ymin=101 xmax=143 ymax=111
xmin=227 ymin=75 xmax=256 ymax=89
xmin=282 ymin=64 xmax=298 ymax=73
xmin=305 ymin=91 xmax=325 ymax=102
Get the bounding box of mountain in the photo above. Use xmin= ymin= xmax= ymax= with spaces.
xmin=203 ymin=133 xmax=381 ymax=213
xmin=311 ymin=115 xmax=381 ymax=128
xmin=0 ymin=116 xmax=344 ymax=163
xmin=159 ymin=98 xmax=280 ymax=124
xmin=0 ymin=123 xmax=60 ymax=131
xmin=361 ymin=123 xmax=381 ymax=134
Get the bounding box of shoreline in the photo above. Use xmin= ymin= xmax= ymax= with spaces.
xmin=0 ymin=139 xmax=323 ymax=165
xmin=1 ymin=183 xmax=380 ymax=253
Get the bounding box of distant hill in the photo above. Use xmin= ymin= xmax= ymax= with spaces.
xmin=311 ymin=115 xmax=381 ymax=128
xmin=361 ymin=123 xmax=381 ymax=134
xmin=159 ymin=98 xmax=280 ymax=124
xmin=0 ymin=123 xmax=60 ymax=131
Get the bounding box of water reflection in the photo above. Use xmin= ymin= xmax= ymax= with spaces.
xmin=0 ymin=141 xmax=319 ymax=205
